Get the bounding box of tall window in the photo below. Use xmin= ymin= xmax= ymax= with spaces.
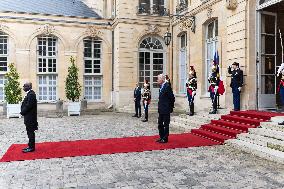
xmin=84 ymin=38 xmax=103 ymax=101
xmin=176 ymin=0 xmax=188 ymax=13
xmin=179 ymin=33 xmax=187 ymax=94
xmin=37 ymin=36 xmax=58 ymax=101
xmin=0 ymin=32 xmax=8 ymax=101
xmin=138 ymin=0 xmax=165 ymax=15
xmin=205 ymin=19 xmax=218 ymax=93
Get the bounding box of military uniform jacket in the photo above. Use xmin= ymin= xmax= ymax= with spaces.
xmin=208 ymin=72 xmax=220 ymax=93
xmin=228 ymin=68 xmax=243 ymax=88
xmin=142 ymin=88 xmax=151 ymax=104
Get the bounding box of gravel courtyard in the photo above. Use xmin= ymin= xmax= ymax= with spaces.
xmin=0 ymin=112 xmax=283 ymax=189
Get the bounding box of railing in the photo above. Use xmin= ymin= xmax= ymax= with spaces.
xmin=137 ymin=5 xmax=169 ymax=16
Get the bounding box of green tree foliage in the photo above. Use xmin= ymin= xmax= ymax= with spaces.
xmin=65 ymin=56 xmax=81 ymax=102
xmin=4 ymin=63 xmax=22 ymax=104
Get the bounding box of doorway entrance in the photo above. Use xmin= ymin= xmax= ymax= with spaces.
xmin=138 ymin=36 xmax=166 ymax=99
xmin=257 ymin=1 xmax=284 ymax=109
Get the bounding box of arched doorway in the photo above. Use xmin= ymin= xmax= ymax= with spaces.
xmin=138 ymin=36 xmax=166 ymax=99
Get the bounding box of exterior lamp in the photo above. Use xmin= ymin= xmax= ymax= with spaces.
xmin=164 ymin=30 xmax=172 ymax=46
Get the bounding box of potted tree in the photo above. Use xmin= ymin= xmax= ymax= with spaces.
xmin=4 ymin=63 xmax=22 ymax=118
xmin=65 ymin=56 xmax=82 ymax=116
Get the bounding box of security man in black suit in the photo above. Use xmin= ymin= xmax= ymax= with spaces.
xmin=228 ymin=62 xmax=244 ymax=111
xmin=132 ymin=83 xmax=141 ymax=118
xmin=156 ymin=74 xmax=175 ymax=143
xmin=20 ymin=82 xmax=38 ymax=153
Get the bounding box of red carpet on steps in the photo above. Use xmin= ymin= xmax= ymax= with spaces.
xmin=191 ymin=110 xmax=283 ymax=144
xmin=0 ymin=133 xmax=220 ymax=162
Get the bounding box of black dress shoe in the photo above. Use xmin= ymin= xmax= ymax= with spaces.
xmin=132 ymin=115 xmax=138 ymax=117
xmin=209 ymin=111 xmax=217 ymax=114
xmin=142 ymin=119 xmax=148 ymax=122
xmin=158 ymin=139 xmax=168 ymax=143
xmin=156 ymin=138 xmax=162 ymax=142
xmin=22 ymin=148 xmax=35 ymax=153
xmin=138 ymin=115 xmax=141 ymax=118
xmin=22 ymin=147 xmax=29 ymax=151
xmin=278 ymin=121 xmax=284 ymax=125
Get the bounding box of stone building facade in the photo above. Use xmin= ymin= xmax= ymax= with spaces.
xmin=0 ymin=0 xmax=283 ymax=112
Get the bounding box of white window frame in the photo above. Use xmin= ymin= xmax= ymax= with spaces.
xmin=205 ymin=19 xmax=218 ymax=95
xmin=83 ymin=38 xmax=103 ymax=101
xmin=179 ymin=33 xmax=187 ymax=94
xmin=0 ymin=32 xmax=8 ymax=102
xmin=37 ymin=36 xmax=58 ymax=102
xmin=84 ymin=76 xmax=103 ymax=101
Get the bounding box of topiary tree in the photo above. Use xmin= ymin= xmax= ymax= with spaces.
xmin=4 ymin=63 xmax=22 ymax=104
xmin=65 ymin=56 xmax=81 ymax=102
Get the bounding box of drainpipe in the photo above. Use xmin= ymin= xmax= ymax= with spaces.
xmin=108 ymin=28 xmax=115 ymax=110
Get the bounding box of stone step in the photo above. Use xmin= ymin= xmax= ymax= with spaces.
xmin=179 ymin=114 xmax=221 ymax=122
xmin=248 ymin=128 xmax=284 ymax=141
xmin=225 ymin=139 xmax=284 ymax=164
xmin=271 ymin=116 xmax=284 ymax=123
xmin=237 ymin=133 xmax=284 ymax=148
xmin=260 ymin=122 xmax=284 ymax=132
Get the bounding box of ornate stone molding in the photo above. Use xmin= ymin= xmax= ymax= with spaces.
xmin=145 ymin=24 xmax=161 ymax=34
xmin=37 ymin=24 xmax=55 ymax=36
xmin=207 ymin=7 xmax=213 ymax=18
xmin=226 ymin=0 xmax=238 ymax=10
xmin=0 ymin=23 xmax=9 ymax=32
xmin=84 ymin=25 xmax=103 ymax=38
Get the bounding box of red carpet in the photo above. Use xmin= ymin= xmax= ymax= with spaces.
xmin=191 ymin=110 xmax=283 ymax=143
xmin=0 ymin=133 xmax=219 ymax=162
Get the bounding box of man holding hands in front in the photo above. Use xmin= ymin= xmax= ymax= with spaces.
xmin=156 ymin=74 xmax=175 ymax=143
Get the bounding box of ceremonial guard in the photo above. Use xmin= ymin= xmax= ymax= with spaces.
xmin=141 ymin=80 xmax=151 ymax=122
xmin=278 ymin=69 xmax=284 ymax=125
xmin=132 ymin=83 xmax=141 ymax=118
xmin=228 ymin=62 xmax=244 ymax=111
xmin=208 ymin=64 xmax=220 ymax=114
xmin=186 ymin=66 xmax=197 ymax=116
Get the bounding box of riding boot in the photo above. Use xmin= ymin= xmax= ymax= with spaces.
xmin=189 ymin=103 xmax=194 ymax=116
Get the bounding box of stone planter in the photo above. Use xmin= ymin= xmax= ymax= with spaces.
xmin=67 ymin=102 xmax=81 ymax=116
xmin=7 ymin=103 xmax=21 ymax=118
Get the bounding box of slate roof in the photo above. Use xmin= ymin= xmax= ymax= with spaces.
xmin=0 ymin=0 xmax=100 ymax=18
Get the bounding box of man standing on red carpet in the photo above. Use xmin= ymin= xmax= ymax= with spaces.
xmin=20 ymin=82 xmax=38 ymax=153
xmin=156 ymin=74 xmax=175 ymax=143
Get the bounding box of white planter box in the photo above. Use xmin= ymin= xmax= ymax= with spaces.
xmin=68 ymin=102 xmax=81 ymax=116
xmin=7 ymin=103 xmax=21 ymax=119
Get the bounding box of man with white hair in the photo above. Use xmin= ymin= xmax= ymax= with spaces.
xmin=20 ymin=82 xmax=38 ymax=153
xmin=156 ymin=74 xmax=175 ymax=143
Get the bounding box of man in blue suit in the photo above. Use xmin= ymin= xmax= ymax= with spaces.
xmin=228 ymin=62 xmax=243 ymax=111
xmin=156 ymin=74 xmax=175 ymax=143
xmin=133 ymin=83 xmax=141 ymax=118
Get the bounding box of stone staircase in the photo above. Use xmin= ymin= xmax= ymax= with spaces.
xmin=226 ymin=115 xmax=284 ymax=164
xmin=170 ymin=109 xmax=230 ymax=133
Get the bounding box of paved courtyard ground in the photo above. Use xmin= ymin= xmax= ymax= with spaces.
xmin=0 ymin=112 xmax=283 ymax=189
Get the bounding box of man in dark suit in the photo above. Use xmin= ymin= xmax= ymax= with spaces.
xmin=20 ymin=82 xmax=38 ymax=153
xmin=156 ymin=74 xmax=175 ymax=143
xmin=132 ymin=83 xmax=141 ymax=118
xmin=228 ymin=62 xmax=244 ymax=111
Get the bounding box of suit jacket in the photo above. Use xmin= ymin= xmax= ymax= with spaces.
xmin=158 ymin=82 xmax=175 ymax=114
xmin=228 ymin=68 xmax=244 ymax=88
xmin=134 ymin=87 xmax=141 ymax=101
xmin=20 ymin=90 xmax=38 ymax=129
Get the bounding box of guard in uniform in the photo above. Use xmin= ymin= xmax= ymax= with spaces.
xmin=278 ymin=72 xmax=284 ymax=125
xmin=208 ymin=65 xmax=220 ymax=114
xmin=141 ymin=80 xmax=151 ymax=122
xmin=228 ymin=62 xmax=244 ymax=111
xmin=186 ymin=66 xmax=197 ymax=116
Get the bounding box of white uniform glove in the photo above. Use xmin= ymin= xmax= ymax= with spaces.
xmin=214 ymin=86 xmax=219 ymax=92
xmin=192 ymin=91 xmax=196 ymax=96
xmin=238 ymin=87 xmax=242 ymax=92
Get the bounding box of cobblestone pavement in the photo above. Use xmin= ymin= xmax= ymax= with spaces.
xmin=0 ymin=112 xmax=283 ymax=189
